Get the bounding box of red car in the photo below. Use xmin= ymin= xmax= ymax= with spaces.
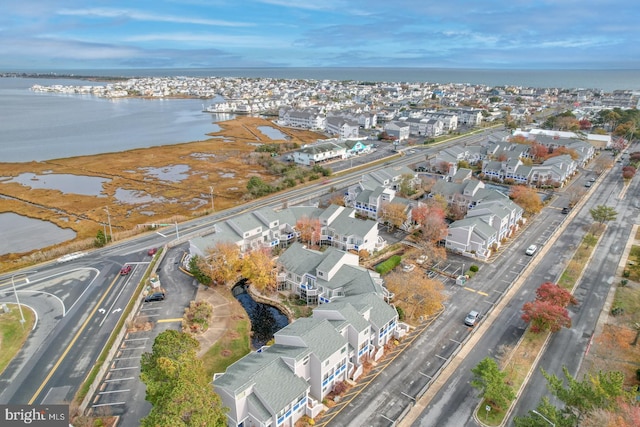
xmin=120 ymin=265 xmax=132 ymax=276
xmin=148 ymin=248 xmax=157 ymax=256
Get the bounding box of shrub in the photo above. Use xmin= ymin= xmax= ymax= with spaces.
xmin=623 ymin=270 xmax=631 ymax=278
xmin=636 ymin=368 xmax=640 ymax=382
xmin=620 ymin=279 xmax=629 ymax=287
xmin=333 ymin=381 xmax=348 ymax=396
xmin=396 ymin=306 xmax=405 ymax=321
xmin=375 ymin=255 xmax=402 ymax=275
xmin=469 ymin=265 xmax=479 ymax=272
xmin=610 ymin=305 xmax=624 ymax=316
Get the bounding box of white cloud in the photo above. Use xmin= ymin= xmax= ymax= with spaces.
xmin=125 ymin=32 xmax=289 ymax=48
xmin=57 ymin=7 xmax=253 ymax=27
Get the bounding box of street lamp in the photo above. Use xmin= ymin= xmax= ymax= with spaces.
xmin=209 ymin=186 xmax=215 ymax=211
xmin=532 ymin=409 xmax=555 ymax=427
xmin=104 ymin=206 xmax=114 ymax=242
xmin=11 ymin=271 xmax=37 ymax=329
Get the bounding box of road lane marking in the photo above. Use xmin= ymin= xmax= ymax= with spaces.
xmin=29 ymin=273 xmax=120 ymax=404
xmin=157 ymin=318 xmax=183 ymax=323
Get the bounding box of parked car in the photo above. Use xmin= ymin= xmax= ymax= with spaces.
xmin=464 ymin=310 xmax=480 ymax=327
xmin=585 ymin=181 xmax=592 ymax=188
xmin=562 ymin=207 xmax=570 ymax=214
xmin=120 ymin=265 xmax=132 ymax=275
xmin=148 ymin=247 xmax=157 ymax=256
xmin=144 ymin=292 xmax=165 ymax=302
xmin=416 ymin=255 xmax=428 ymax=265
xmin=589 ymin=177 xmax=596 ymax=182
xmin=525 ymin=244 xmax=538 ymax=256
xmin=402 ymin=263 xmax=415 ymax=273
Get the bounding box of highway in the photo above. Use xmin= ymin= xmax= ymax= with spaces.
xmin=405 ymin=152 xmax=638 ymax=426
xmin=0 ymin=126 xmax=501 ymax=414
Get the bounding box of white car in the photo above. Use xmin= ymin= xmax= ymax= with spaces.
xmin=525 ymin=244 xmax=538 ymax=256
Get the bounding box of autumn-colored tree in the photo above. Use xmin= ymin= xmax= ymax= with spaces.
xmin=530 ymin=142 xmax=549 ymax=160
xmin=555 ymin=116 xmax=580 ymax=131
xmin=496 ymin=153 xmax=508 ymax=162
xmin=509 ymin=185 xmax=542 ymax=216
xmin=413 ymin=203 xmax=448 ymax=244
xmin=241 ymin=247 xmax=276 ymax=294
xmin=379 ymin=202 xmax=407 ymax=230
xmin=328 ymin=193 xmax=346 ymax=206
xmin=565 ymin=186 xmax=586 ymax=208
xmin=522 ymin=300 xmax=571 ymax=333
xmin=578 ymin=119 xmax=592 ymax=130
xmin=383 ymin=270 xmax=446 ymax=321
xmin=509 ymin=135 xmax=529 ymax=144
xmin=202 ymin=241 xmax=241 ymax=286
xmin=420 ymin=176 xmax=437 ymax=194
xmin=358 ymin=248 xmax=370 ymax=262
xmin=295 ymin=215 xmax=322 ymax=247
xmin=622 ymin=165 xmax=636 ymax=179
xmin=548 ymin=146 xmax=579 ymax=161
xmin=447 ymin=203 xmax=467 ymax=221
xmin=437 ymin=161 xmax=451 ymax=174
xmin=535 ymin=282 xmax=577 ymax=308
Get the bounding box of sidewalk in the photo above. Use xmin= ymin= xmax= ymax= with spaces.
xmin=192 ymin=285 xmax=234 ymax=358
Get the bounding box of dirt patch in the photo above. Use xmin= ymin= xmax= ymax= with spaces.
xmin=0 ymin=116 xmax=325 ymax=272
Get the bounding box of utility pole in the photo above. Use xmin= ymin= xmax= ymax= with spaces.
xmin=209 ymin=186 xmax=214 ymax=211
xmin=104 ymin=206 xmax=113 ymax=242
xmin=11 ymin=271 xmax=36 ymax=329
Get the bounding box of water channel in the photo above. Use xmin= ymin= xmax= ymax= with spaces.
xmin=232 ymin=279 xmax=289 ymax=349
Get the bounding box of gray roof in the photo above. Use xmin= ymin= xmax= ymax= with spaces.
xmin=275 ymin=318 xmax=346 ymax=361
xmin=449 ymin=217 xmax=497 ymax=240
xmin=313 ymin=301 xmax=371 ymax=333
xmin=213 ymin=346 xmax=309 ymax=413
xmin=341 ymin=293 xmax=397 ymax=330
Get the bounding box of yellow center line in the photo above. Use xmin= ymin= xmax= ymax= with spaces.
xmin=29 ymin=274 xmax=121 ymax=404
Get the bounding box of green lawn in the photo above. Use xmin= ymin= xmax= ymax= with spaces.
xmin=0 ymin=304 xmax=35 ymax=375
xmin=201 ymin=317 xmax=251 ymax=378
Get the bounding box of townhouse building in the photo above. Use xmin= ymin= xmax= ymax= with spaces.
xmin=213 ymin=243 xmax=402 ymax=427
xmin=383 ymin=121 xmax=411 ymax=141
xmin=189 ymin=205 xmax=385 ymax=259
xmin=325 ymin=116 xmax=360 ymax=139
xmin=293 ymin=141 xmax=347 ymax=166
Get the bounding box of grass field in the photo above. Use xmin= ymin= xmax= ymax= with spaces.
xmin=0 ymin=304 xmax=35 ymax=375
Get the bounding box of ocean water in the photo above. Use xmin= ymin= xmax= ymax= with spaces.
xmin=13 ymin=67 xmax=640 ymax=91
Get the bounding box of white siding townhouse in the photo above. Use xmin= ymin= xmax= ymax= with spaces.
xmin=325 ymin=116 xmax=360 ymax=139
xmin=189 ymin=205 xmax=385 ymax=258
xmin=213 ymin=243 xmax=403 ymax=427
xmin=383 ymin=121 xmax=410 ymax=141
xmin=293 ymin=140 xmax=347 ymax=166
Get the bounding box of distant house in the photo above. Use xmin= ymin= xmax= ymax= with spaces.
xmin=293 ymin=141 xmax=347 ymax=166
xmin=383 ymin=121 xmax=410 ymax=141
xmin=325 ymin=116 xmax=359 ymax=139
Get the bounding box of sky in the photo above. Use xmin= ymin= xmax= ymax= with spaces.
xmin=1 ymin=0 xmax=639 ymax=70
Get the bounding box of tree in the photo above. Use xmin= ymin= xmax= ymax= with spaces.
xmin=140 ymin=330 xmax=227 ymax=427
xmin=522 ymin=300 xmax=572 ymax=333
xmin=397 ymin=173 xmax=416 ymax=197
xmin=510 ymin=185 xmax=542 ymax=216
xmin=530 ymin=142 xmax=549 ymax=161
xmin=471 ymin=357 xmax=516 ymax=411
xmin=383 ymin=270 xmax=446 ymax=321
xmin=295 ymin=215 xmax=322 ymax=247
xmin=535 ymin=282 xmax=577 ymax=308
xmin=515 ymin=367 xmax=635 ymax=426
xmin=589 ymin=205 xmax=617 ymax=224
xmin=379 ymin=202 xmax=407 ymax=230
xmin=622 ymin=165 xmax=636 ymax=179
xmin=94 ymin=229 xmax=107 ymax=247
xmin=202 ymin=241 xmax=241 ymax=286
xmin=241 ymin=247 xmax=276 ymax=294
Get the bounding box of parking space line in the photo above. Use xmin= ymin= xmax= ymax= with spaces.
xmin=123 ymin=337 xmax=149 ymax=342
xmin=110 ymin=367 xmax=139 ymax=371
xmin=92 ymin=402 xmax=126 ymax=408
xmin=99 ymin=389 xmax=131 ymax=395
xmin=104 ymin=377 xmax=135 ymax=383
xmin=120 ymin=346 xmax=146 ymax=350
xmin=113 ymin=356 xmax=141 ymax=361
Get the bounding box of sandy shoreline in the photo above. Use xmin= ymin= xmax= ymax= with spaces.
xmin=0 ymin=116 xmax=325 ymax=270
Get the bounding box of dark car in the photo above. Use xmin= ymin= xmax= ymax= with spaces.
xmin=120 ymin=265 xmax=132 ymax=276
xmin=148 ymin=247 xmax=157 ymax=256
xmin=144 ymin=292 xmax=165 ymax=302
xmin=561 ymin=207 xmax=570 ymax=214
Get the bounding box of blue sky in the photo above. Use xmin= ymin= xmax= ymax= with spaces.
xmin=2 ymin=0 xmax=639 ymax=70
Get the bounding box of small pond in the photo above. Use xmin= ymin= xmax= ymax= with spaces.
xmin=140 ymin=164 xmax=191 ymax=182
xmin=257 ymin=126 xmax=289 ymax=140
xmin=232 ymin=279 xmax=289 ymax=349
xmin=2 ymin=172 xmax=110 ymax=197
xmin=0 ymin=212 xmax=77 ymax=256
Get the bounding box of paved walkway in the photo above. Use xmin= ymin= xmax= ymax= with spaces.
xmin=192 ymin=285 xmax=233 ymax=358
